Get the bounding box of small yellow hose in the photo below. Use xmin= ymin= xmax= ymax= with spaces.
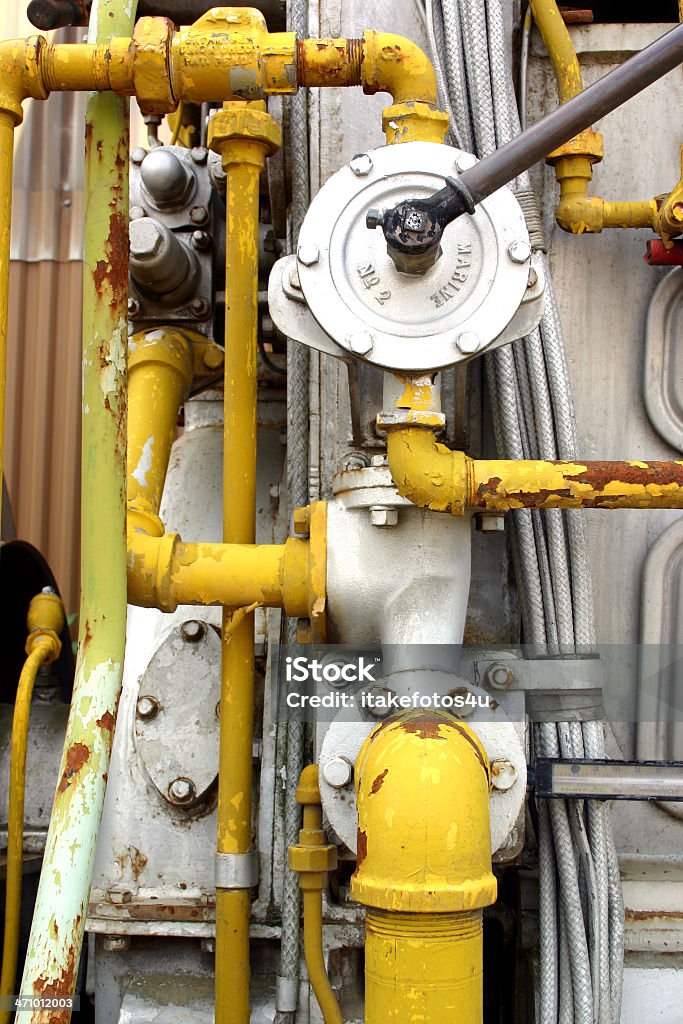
xmin=0 ymin=645 xmax=51 ymax=1023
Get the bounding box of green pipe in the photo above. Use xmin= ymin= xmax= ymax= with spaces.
xmin=20 ymin=0 xmax=137 ymax=1013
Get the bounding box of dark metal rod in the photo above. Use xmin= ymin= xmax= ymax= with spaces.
xmin=461 ymin=21 xmax=683 ymax=206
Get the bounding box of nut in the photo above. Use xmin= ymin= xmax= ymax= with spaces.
xmin=365 ymin=687 xmax=395 ymax=720
xmin=322 ymin=756 xmax=354 ymax=789
xmin=190 ymin=297 xmax=210 ymax=318
xmin=292 ymin=506 xmax=311 ymax=535
xmin=370 ymin=506 xmax=398 ymax=528
xmin=191 ymin=147 xmax=209 ymax=165
xmin=342 ymin=452 xmax=370 ymax=471
xmin=129 ymin=218 xmax=163 ymax=259
xmin=136 ymin=695 xmax=160 ymax=720
xmin=485 ymin=664 xmax=515 ymax=690
xmin=366 ymin=208 xmax=383 ymax=230
xmin=476 ymin=512 xmax=505 ymax=533
xmin=456 ymin=332 xmax=483 ymax=355
xmin=350 ymin=153 xmax=373 ymax=176
xmin=168 ymin=777 xmax=196 ymax=804
xmin=346 ymin=331 xmax=374 ymax=356
xmin=129 ymin=205 xmax=146 ymax=220
xmin=449 ymin=686 xmax=476 ymax=719
xmin=102 ymin=936 xmax=131 ymax=952
xmin=127 ymin=297 xmax=140 ymax=318
xmin=107 ymin=887 xmax=132 ymax=905
xmin=490 ymin=758 xmax=518 ymax=791
xmin=191 ymin=230 xmax=211 ymax=251
xmin=131 ymin=147 xmax=147 ymax=166
xmin=190 ymin=205 xmax=209 ymax=226
xmin=297 ymin=243 xmax=319 ymax=267
xmin=508 ymin=239 xmax=532 ymax=264
xmin=181 ymin=619 xmax=205 ymax=643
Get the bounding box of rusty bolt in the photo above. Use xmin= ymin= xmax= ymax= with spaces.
xmin=191 ymin=147 xmax=209 ymax=164
xmin=131 ymin=147 xmax=147 ymax=165
xmin=508 ymin=239 xmax=532 ymax=264
xmin=456 ymin=332 xmax=483 ymax=355
xmin=342 ymin=452 xmax=370 ymax=471
xmin=449 ymin=686 xmax=476 ymax=719
xmin=190 ymin=205 xmax=209 ymax=226
xmin=350 ymin=153 xmax=373 ymax=176
xmin=191 ymin=230 xmax=212 ymax=251
xmin=322 ymin=756 xmax=353 ymax=789
xmin=102 ymin=936 xmax=131 ymax=952
xmin=293 ymin=506 xmax=311 ymax=535
xmin=190 ymin=297 xmax=210 ymax=318
xmin=181 ymin=619 xmax=205 ymax=643
xmin=107 ymin=887 xmax=132 ymax=905
xmin=370 ymin=506 xmax=399 ymax=528
xmin=168 ymin=777 xmax=196 ymax=804
xmin=486 ymin=664 xmax=515 ymax=690
xmin=490 ymin=758 xmax=518 ymax=791
xmin=130 ymin=205 xmax=146 ymax=220
xmin=127 ymin=297 xmax=140 ymax=318
xmin=136 ymin=695 xmax=160 ymax=721
xmin=366 ymin=208 xmax=383 ymax=230
xmin=297 ymin=243 xmax=319 ymax=267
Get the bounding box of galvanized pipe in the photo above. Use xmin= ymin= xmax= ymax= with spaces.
xmin=19 ymin=0 xmax=136 ymax=1015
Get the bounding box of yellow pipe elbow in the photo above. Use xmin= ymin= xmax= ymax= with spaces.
xmin=386 ymin=427 xmax=469 ymax=515
xmin=361 ymin=30 xmax=437 ymax=105
xmin=0 ymin=36 xmax=50 ymax=124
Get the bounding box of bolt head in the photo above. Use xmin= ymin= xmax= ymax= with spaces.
xmin=322 ymin=756 xmax=354 ymax=789
xmin=486 ymin=663 xmax=515 ymax=690
xmin=342 ymin=452 xmax=370 ymax=471
xmin=190 ymin=205 xmax=209 ymax=226
xmin=127 ymin=297 xmax=140 ymax=317
xmin=203 ymin=345 xmax=224 ymax=370
xmin=293 ymin=506 xmax=311 ymax=535
xmin=347 ymin=331 xmax=374 ymax=356
xmin=366 ymin=208 xmax=383 ymax=230
xmin=370 ymin=454 xmax=388 ymax=467
xmin=449 ymin=686 xmax=476 ymax=719
xmin=131 ymin=147 xmax=147 ymax=166
xmin=288 ymin=266 xmax=302 ymax=290
xmin=136 ymin=695 xmax=160 ymax=720
xmin=455 ymin=152 xmax=477 ymax=173
xmin=490 ymin=758 xmax=518 ymax=791
xmin=130 ymin=218 xmax=163 ymax=259
xmin=191 ymin=147 xmax=209 ymax=164
xmin=476 ymin=512 xmax=505 ymax=533
xmin=456 ymin=331 xmax=483 ymax=355
xmin=508 ymin=239 xmax=532 ymax=264
xmin=102 ymin=936 xmax=131 ymax=952
xmin=190 ymin=297 xmax=210 ymax=318
xmin=370 ymin=506 xmax=398 ymax=528
xmin=107 ymin=887 xmax=132 ymax=905
xmin=297 ymin=243 xmax=320 ymax=267
xmin=350 ymin=153 xmax=373 ymax=176
xmin=191 ymin=229 xmax=212 ymax=251
xmin=365 ymin=687 xmax=394 ymax=719
xmin=181 ymin=619 xmax=205 ymax=643
xmin=129 ymin=205 xmax=146 ymax=220
xmin=168 ymin=777 xmax=196 ymax=804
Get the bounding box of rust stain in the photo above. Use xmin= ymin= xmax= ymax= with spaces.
xmin=58 ymin=742 xmax=90 ymax=793
xmin=370 ymin=769 xmax=388 ymax=794
xmin=96 ymin=710 xmax=115 ymax=731
xmin=93 ymin=209 xmax=129 ymax=307
xmin=626 ymin=908 xmax=683 ymax=922
xmin=130 ymin=846 xmax=148 ymax=882
xmin=356 ymin=828 xmax=368 ymax=869
xmin=400 ymin=712 xmax=447 ymax=740
xmin=453 ymin=722 xmax=489 ymax=778
xmin=477 ymin=476 xmax=502 ymax=499
xmin=564 ymin=460 xmax=683 ymax=490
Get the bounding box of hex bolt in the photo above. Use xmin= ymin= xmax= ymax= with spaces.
xmin=456 ymin=332 xmax=483 ymax=355
xmin=190 ymin=297 xmax=210 ymax=318
xmin=130 ymin=218 xmax=163 ymax=259
xmin=130 ymin=147 xmax=147 ymax=166
xmin=136 ymin=695 xmax=160 ymax=721
xmin=370 ymin=506 xmax=399 ymax=528
xmin=365 ymin=687 xmax=395 ymax=720
xmin=190 ymin=205 xmax=209 ymax=226
xmin=366 ymin=208 xmax=383 ymax=230
xmin=485 ymin=663 xmax=515 ymax=690
xmin=350 ymin=153 xmax=373 ymax=176
xmin=102 ymin=936 xmax=131 ymax=952
xmin=342 ymin=452 xmax=370 ymax=471
xmin=288 ymin=266 xmax=302 ymax=291
xmin=168 ymin=777 xmax=196 ymax=804
xmin=181 ymin=619 xmax=205 ymax=643
xmin=292 ymin=506 xmax=311 ymax=535
xmin=476 ymin=512 xmax=505 ymax=533
xmin=129 ymin=218 xmax=195 ymax=296
xmin=107 ymin=887 xmax=132 ymax=905
xmin=191 ymin=229 xmax=212 ymax=251
xmin=490 ymin=758 xmax=518 ymax=791
xmin=322 ymin=756 xmax=354 ymax=789
xmin=450 ymin=686 xmax=476 ymax=719
xmin=127 ymin=298 xmax=140 ymax=318
xmin=297 ymin=243 xmax=320 ymax=267
xmin=191 ymin=147 xmax=209 ymax=165
xmin=508 ymin=239 xmax=532 ymax=264
xmin=129 ymin=205 xmax=146 ymax=221
xmin=347 ymin=331 xmax=374 ymax=356
xmin=455 ymin=152 xmax=477 ymax=173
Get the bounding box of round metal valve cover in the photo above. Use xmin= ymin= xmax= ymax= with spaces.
xmin=295 ymin=141 xmax=531 ymax=372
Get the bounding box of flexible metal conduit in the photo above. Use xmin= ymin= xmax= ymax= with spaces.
xmin=19 ymin=0 xmax=136 ymax=1014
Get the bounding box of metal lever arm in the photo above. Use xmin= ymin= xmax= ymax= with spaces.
xmin=374 ymin=22 xmax=683 ymax=269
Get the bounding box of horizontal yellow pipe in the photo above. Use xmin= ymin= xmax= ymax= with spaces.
xmin=386 ymin=427 xmax=683 ymax=513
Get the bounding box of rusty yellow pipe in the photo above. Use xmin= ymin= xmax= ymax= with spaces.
xmin=386 ymin=426 xmax=683 ymax=513
xmin=0 ymin=593 xmax=64 ymax=1024
xmin=351 ymin=711 xmax=496 ymax=1024
xmin=288 ymin=765 xmax=342 ymax=1024
xmin=207 ymin=101 xmax=281 ymax=1024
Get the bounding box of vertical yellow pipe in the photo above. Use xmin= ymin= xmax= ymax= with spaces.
xmin=208 ymin=104 xmax=281 ymax=1024
xmin=0 ymin=110 xmax=15 ymax=537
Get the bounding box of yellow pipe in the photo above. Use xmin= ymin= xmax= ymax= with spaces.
xmin=351 ymin=711 xmax=496 ymax=1024
xmin=0 ymin=592 xmax=64 ymax=1024
xmin=288 ymin=765 xmax=342 ymax=1024
xmin=530 ymin=0 xmax=582 ymax=104
xmin=0 ymin=111 xmax=14 ymax=541
xmin=386 ymin=426 xmax=683 ymax=513
xmin=207 ymin=101 xmax=281 ymax=1024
